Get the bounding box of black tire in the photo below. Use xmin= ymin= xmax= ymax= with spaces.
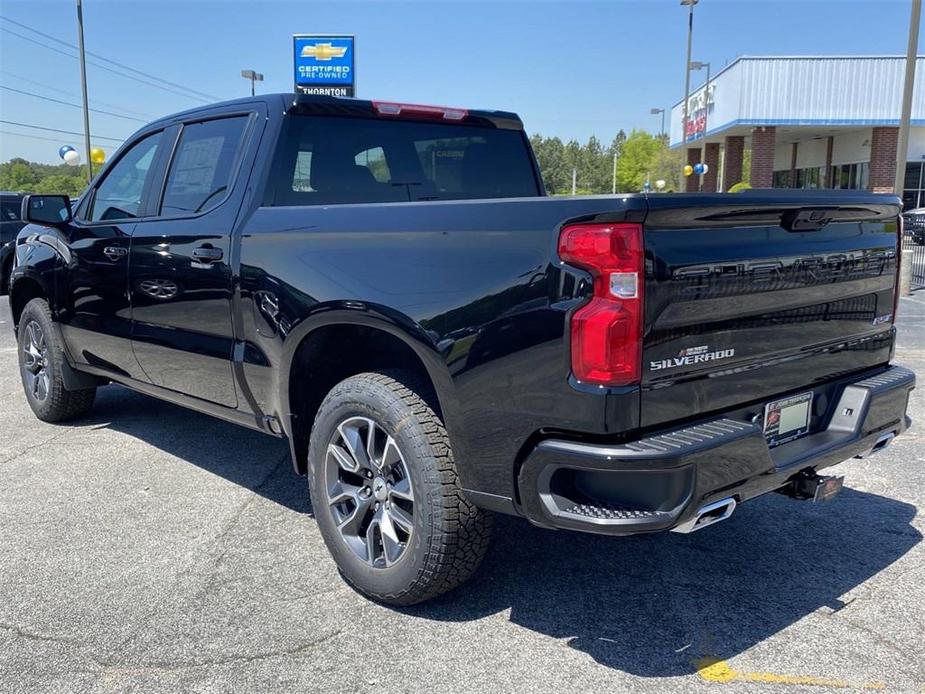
xmin=308 ymin=371 xmax=492 ymax=605
xmin=17 ymin=298 xmax=96 ymax=423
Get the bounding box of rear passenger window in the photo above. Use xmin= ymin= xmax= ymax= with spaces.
xmin=160 ymin=116 xmax=248 ymax=216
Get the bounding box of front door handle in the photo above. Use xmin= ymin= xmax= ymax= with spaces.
xmin=103 ymin=246 xmax=127 ymax=261
xmin=191 ymin=245 xmax=223 ymax=263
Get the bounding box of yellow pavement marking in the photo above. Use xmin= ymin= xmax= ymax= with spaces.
xmin=693 ymin=657 xmax=886 ymax=690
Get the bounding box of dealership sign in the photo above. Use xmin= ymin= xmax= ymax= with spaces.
xmin=684 ymin=83 xmax=715 ymax=141
xmin=293 ymin=35 xmax=355 ymax=96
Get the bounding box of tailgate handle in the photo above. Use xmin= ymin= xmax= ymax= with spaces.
xmin=782 ymin=208 xmax=834 ymax=232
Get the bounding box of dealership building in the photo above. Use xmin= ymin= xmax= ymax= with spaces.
xmin=669 ymin=55 xmax=925 ymax=207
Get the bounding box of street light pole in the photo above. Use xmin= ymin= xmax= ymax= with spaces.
xmin=241 ymin=69 xmax=264 ymax=97
xmin=650 ymin=107 xmax=666 ymax=138
xmin=680 ymin=0 xmax=697 ymax=187
xmin=895 ymin=0 xmax=921 ymax=196
xmin=690 ymin=60 xmax=711 ymax=191
xmin=76 ymin=0 xmax=92 ymax=183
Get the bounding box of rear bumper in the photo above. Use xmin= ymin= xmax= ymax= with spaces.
xmin=517 ymin=364 xmax=915 ymax=536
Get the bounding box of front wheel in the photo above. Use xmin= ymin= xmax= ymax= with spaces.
xmin=17 ymin=298 xmax=96 ymax=422
xmin=308 ymin=371 xmax=492 ymax=605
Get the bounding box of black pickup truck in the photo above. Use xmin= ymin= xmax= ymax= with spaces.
xmin=9 ymin=94 xmax=914 ymax=604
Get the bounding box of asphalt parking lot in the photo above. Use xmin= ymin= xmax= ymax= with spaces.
xmin=1 ymin=296 xmax=923 ymax=694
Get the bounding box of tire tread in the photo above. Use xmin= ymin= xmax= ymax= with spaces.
xmin=311 ymin=371 xmax=492 ymax=605
xmin=19 ymin=298 xmax=96 ymax=423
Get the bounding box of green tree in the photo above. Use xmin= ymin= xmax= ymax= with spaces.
xmin=0 ymin=158 xmax=39 ymax=191
xmin=650 ymin=145 xmax=682 ymax=192
xmin=615 ymin=130 xmax=663 ymax=192
xmin=530 ymin=134 xmax=570 ymax=194
xmin=0 ymin=159 xmax=89 ymax=198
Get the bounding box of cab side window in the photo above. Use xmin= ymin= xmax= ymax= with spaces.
xmin=86 ymin=132 xmax=162 ymax=222
xmin=159 ymin=117 xmax=248 ymax=216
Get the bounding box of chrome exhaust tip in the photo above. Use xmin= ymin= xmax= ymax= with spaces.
xmin=671 ymin=497 xmax=737 ymax=534
xmin=855 ymin=431 xmax=895 ymax=459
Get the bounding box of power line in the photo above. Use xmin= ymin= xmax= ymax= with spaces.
xmin=0 ymin=69 xmax=156 ymax=119
xmin=0 ymin=26 xmax=213 ymax=105
xmin=0 ymin=119 xmax=124 ymax=143
xmin=0 ymin=129 xmax=81 ymax=144
xmin=0 ymin=15 xmax=221 ymax=102
xmin=0 ymin=85 xmax=146 ymax=122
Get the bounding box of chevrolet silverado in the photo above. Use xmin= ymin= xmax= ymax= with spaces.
xmin=9 ymin=94 xmax=914 ymax=604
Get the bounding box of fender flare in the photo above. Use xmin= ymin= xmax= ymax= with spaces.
xmin=277 ymin=303 xmax=470 ymax=479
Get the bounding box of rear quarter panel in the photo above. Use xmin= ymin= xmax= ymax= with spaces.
xmin=235 ymin=195 xmax=646 ymax=498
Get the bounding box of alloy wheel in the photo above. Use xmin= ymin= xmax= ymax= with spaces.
xmin=21 ymin=320 xmax=50 ymax=402
xmin=325 ymin=416 xmax=415 ymax=568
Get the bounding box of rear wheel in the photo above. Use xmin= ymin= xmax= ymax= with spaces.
xmin=308 ymin=371 xmax=492 ymax=605
xmin=17 ymin=298 xmax=96 ymax=422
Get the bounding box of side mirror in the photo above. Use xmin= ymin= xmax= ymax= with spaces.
xmin=21 ymin=194 xmax=73 ymax=225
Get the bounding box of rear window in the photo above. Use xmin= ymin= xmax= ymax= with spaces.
xmin=266 ymin=115 xmax=539 ymax=206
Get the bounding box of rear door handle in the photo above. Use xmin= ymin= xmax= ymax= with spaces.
xmin=103 ymin=246 xmax=127 ymax=261
xmin=191 ymin=246 xmax=223 ymax=263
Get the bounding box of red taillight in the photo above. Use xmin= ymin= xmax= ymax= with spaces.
xmin=372 ymin=101 xmax=468 ymax=121
xmin=558 ymin=223 xmax=644 ymax=386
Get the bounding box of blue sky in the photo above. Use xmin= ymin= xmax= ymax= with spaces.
xmin=0 ymin=0 xmax=921 ymax=163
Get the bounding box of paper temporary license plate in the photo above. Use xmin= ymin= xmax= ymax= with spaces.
xmin=763 ymin=391 xmax=813 ymax=447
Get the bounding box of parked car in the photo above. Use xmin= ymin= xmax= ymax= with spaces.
xmin=9 ymin=94 xmax=914 ymax=604
xmin=0 ymin=190 xmax=26 ymax=295
xmin=901 ymin=207 xmax=925 ymax=244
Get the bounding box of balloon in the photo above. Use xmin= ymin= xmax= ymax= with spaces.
xmin=90 ymin=147 xmax=106 ymax=165
xmin=58 ymin=145 xmax=75 ymax=160
xmin=63 ymin=150 xmax=81 ymax=166
xmin=655 ymin=179 xmax=666 ymax=190
xmin=693 ymin=163 xmax=705 ymax=176
xmin=700 ymin=163 xmax=710 ymax=175
xmin=683 ymin=164 xmax=694 ymax=177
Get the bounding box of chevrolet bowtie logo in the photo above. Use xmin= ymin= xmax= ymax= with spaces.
xmin=300 ymin=43 xmax=348 ymax=61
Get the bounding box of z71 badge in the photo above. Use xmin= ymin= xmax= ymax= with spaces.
xmin=649 ymin=345 xmax=736 ymax=371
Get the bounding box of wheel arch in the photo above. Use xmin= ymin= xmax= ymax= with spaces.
xmin=280 ymin=307 xmax=466 ymax=477
xmin=10 ymin=272 xmax=52 ymax=329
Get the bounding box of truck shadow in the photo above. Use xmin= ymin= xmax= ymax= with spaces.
xmin=77 ymin=384 xmax=919 ymax=679
xmin=409 ymin=490 xmax=920 ymax=677
xmin=76 ymin=385 xmax=306 ymax=514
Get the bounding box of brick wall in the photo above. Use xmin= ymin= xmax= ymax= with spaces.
xmin=703 ymin=143 xmax=720 ymax=192
xmin=869 ymin=126 xmax=899 ymax=193
xmin=749 ymin=127 xmax=776 ymax=189
xmin=723 ymin=136 xmax=745 ymax=191
xmin=686 ymin=147 xmax=701 ymax=192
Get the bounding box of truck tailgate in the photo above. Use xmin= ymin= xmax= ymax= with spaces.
xmin=641 ymin=193 xmax=901 ymax=428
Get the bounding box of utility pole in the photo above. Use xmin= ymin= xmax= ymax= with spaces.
xmin=572 ymin=167 xmax=577 ymax=195
xmin=76 ymin=0 xmax=92 ymax=183
xmin=895 ymin=0 xmax=921 ymax=196
xmin=612 ymin=150 xmax=618 ymax=194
